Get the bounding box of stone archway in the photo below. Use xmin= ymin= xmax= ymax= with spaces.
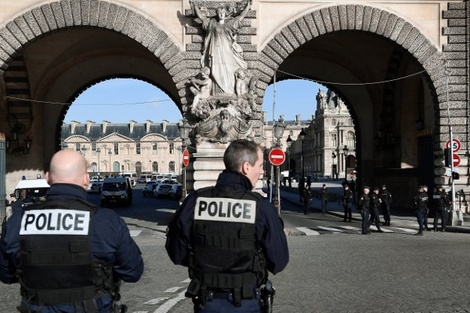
xmin=257 ymin=4 xmax=452 ymax=204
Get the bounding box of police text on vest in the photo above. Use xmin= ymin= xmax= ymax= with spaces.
xmin=195 ymin=197 xmax=256 ymax=224
xmin=20 ymin=209 xmax=90 ymax=235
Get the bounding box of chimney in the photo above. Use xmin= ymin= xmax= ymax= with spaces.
xmin=296 ymin=115 xmax=301 ymax=125
xmin=129 ymin=120 xmax=136 ymax=134
xmin=86 ymin=120 xmax=94 ymax=134
xmin=162 ymin=120 xmax=168 ymax=133
xmin=145 ymin=120 xmax=152 ymax=133
xmin=102 ymin=120 xmax=110 ymax=134
xmin=70 ymin=121 xmax=79 ymax=134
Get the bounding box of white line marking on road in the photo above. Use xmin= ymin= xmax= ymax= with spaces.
xmin=165 ymin=287 xmax=182 ymax=293
xmin=156 ymin=208 xmax=176 ymax=214
xmin=318 ymin=226 xmax=343 ymax=233
xmin=369 ymin=226 xmax=394 ymax=233
xmin=153 ymin=290 xmax=186 ymax=313
xmin=339 ymin=225 xmax=361 ymax=231
xmin=133 ymin=311 xmax=149 ymax=313
xmin=130 ymin=230 xmax=142 ymax=237
xmin=295 ymin=227 xmax=320 ymax=235
xmin=393 ymin=227 xmax=417 ymax=233
xmin=181 ymin=278 xmax=191 ymax=283
xmin=145 ymin=297 xmax=169 ymax=305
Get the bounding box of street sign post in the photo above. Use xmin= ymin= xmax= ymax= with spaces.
xmin=268 ymin=148 xmax=285 ymax=166
xmin=182 ymin=148 xmax=189 ymax=167
xmin=446 ymin=138 xmax=461 ymax=152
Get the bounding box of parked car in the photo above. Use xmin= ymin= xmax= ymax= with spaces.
xmin=100 ymin=177 xmax=132 ymax=207
xmin=154 ymin=183 xmax=173 ymax=198
xmin=169 ymin=184 xmax=183 ymax=200
xmin=88 ymin=181 xmax=103 ymax=193
xmin=142 ymin=182 xmax=158 ymax=198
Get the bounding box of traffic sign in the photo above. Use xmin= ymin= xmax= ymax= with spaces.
xmin=268 ymin=148 xmax=285 ymax=166
xmin=453 ymin=153 xmax=461 ymax=167
xmin=446 ymin=139 xmax=461 ymax=152
xmin=182 ymin=148 xmax=190 ymax=167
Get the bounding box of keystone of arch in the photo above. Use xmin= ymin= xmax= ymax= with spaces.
xmin=0 ymin=0 xmax=183 ymax=76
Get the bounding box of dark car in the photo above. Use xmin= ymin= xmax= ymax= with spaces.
xmin=154 ymin=184 xmax=173 ymax=198
xmin=169 ymin=184 xmax=183 ymax=200
xmin=142 ymin=182 xmax=158 ymax=198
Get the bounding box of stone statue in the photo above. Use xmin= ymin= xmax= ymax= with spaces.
xmin=187 ymin=66 xmax=213 ymax=111
xmin=316 ymin=89 xmax=327 ymax=110
xmin=191 ymin=0 xmax=251 ymax=95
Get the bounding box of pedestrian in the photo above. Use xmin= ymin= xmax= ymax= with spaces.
xmin=432 ymin=185 xmax=449 ymax=232
xmin=369 ymin=187 xmax=384 ymax=232
xmin=358 ymin=186 xmax=371 ymax=234
xmin=165 ymin=139 xmax=289 ymax=313
xmin=298 ymin=176 xmax=305 ymax=202
xmin=302 ymin=184 xmax=311 ymax=215
xmin=413 ymin=185 xmax=429 ymax=235
xmin=379 ymin=185 xmax=392 ymax=226
xmin=0 ymin=150 xmax=144 ymax=312
xmin=319 ymin=184 xmax=329 ymax=214
xmin=422 ymin=185 xmax=430 ymax=231
xmin=342 ymin=184 xmax=353 ymax=222
xmin=306 ymin=176 xmax=312 ymax=190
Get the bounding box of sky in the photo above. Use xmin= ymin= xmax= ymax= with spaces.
xmin=65 ymin=78 xmax=326 ymax=124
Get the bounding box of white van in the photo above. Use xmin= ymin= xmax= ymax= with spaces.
xmin=13 ymin=179 xmax=50 ymax=206
xmin=100 ymin=177 xmax=133 ymax=207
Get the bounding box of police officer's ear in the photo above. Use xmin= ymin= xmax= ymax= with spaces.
xmin=240 ymin=161 xmax=250 ymax=176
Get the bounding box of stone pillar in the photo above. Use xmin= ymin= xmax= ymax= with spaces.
xmin=0 ymin=133 xmax=6 ymax=221
xmin=191 ymin=142 xmax=227 ymax=190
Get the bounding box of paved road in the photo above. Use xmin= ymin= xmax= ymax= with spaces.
xmin=1 ymin=184 xmax=470 ymax=313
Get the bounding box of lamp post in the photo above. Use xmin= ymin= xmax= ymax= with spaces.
xmin=343 ymin=145 xmax=349 ymax=181
xmin=299 ymin=128 xmax=306 ymax=182
xmin=331 ymin=152 xmax=336 ymax=179
xmin=272 ymin=119 xmax=286 ymax=212
xmin=286 ymin=135 xmax=292 ymax=188
xmin=178 ymin=118 xmax=191 ymax=201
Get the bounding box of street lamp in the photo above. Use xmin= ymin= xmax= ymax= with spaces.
xmin=299 ymin=128 xmax=306 ymax=181
xmin=343 ymin=145 xmax=349 ymax=181
xmin=272 ymin=118 xmax=286 ymax=213
xmin=331 ymin=152 xmax=336 ymax=179
xmin=178 ymin=118 xmax=191 ymax=201
xmin=286 ymin=135 xmax=293 ymax=188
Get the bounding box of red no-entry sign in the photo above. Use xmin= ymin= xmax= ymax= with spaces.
xmin=268 ymin=148 xmax=285 ymax=166
xmin=453 ymin=153 xmax=461 ymax=167
xmin=182 ymin=148 xmax=190 ymax=167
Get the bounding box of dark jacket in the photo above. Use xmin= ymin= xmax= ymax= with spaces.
xmin=0 ymin=184 xmax=144 ymax=313
xmin=165 ymin=170 xmax=289 ymax=275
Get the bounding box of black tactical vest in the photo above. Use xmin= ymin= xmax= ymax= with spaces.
xmin=188 ymin=187 xmax=267 ymax=305
xmin=18 ymin=198 xmax=113 ymax=308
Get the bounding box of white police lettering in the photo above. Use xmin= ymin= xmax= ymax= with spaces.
xmin=20 ymin=209 xmax=90 ymax=235
xmin=195 ymin=197 xmax=256 ymax=224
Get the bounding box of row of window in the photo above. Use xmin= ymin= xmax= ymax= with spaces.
xmin=74 ymin=141 xmax=176 ymax=155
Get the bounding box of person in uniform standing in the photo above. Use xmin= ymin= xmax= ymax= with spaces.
xmin=342 ymin=184 xmax=353 ymax=222
xmin=379 ymin=185 xmax=392 ymax=226
xmin=166 ymin=139 xmax=289 ymax=313
xmin=358 ymin=186 xmax=371 ymax=234
xmin=302 ymin=184 xmax=311 ymax=215
xmin=413 ymin=185 xmax=429 ymax=235
xmin=0 ymin=150 xmax=144 ymax=312
xmin=432 ymin=185 xmax=449 ymax=232
xmin=319 ymin=184 xmax=329 ymax=214
xmin=369 ymin=187 xmax=384 ymax=232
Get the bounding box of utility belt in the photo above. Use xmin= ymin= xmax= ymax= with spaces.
xmin=207 ymin=288 xmax=261 ymax=301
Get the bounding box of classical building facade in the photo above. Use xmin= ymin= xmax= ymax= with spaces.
xmin=63 ymin=89 xmax=356 ymax=181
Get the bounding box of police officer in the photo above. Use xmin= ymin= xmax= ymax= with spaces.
xmin=432 ymin=185 xmax=449 ymax=232
xmin=319 ymin=184 xmax=329 ymax=214
xmin=0 ymin=150 xmax=144 ymax=312
xmin=379 ymin=185 xmax=392 ymax=226
xmin=166 ymin=139 xmax=289 ymax=313
xmin=413 ymin=185 xmax=429 ymax=235
xmin=358 ymin=186 xmax=371 ymax=234
xmin=342 ymin=184 xmax=353 ymax=222
xmin=369 ymin=187 xmax=384 ymax=232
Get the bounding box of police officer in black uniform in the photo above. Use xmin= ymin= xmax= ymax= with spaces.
xmin=432 ymin=185 xmax=449 ymax=232
xmin=166 ymin=139 xmax=289 ymax=313
xmin=379 ymin=185 xmax=392 ymax=226
xmin=342 ymin=184 xmax=353 ymax=222
xmin=358 ymin=186 xmax=371 ymax=234
xmin=0 ymin=150 xmax=144 ymax=312
xmin=413 ymin=185 xmax=429 ymax=235
xmin=369 ymin=187 xmax=384 ymax=232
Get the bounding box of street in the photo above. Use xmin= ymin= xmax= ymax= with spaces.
xmin=1 ymin=183 xmax=470 ymax=313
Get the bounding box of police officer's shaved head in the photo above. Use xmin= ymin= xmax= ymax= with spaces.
xmin=46 ymin=150 xmax=90 ymax=189
xmin=224 ymin=139 xmax=261 ymax=172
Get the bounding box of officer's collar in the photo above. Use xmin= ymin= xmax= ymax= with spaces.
xmin=218 ymin=170 xmax=253 ymax=190
xmin=46 ymin=183 xmax=88 ymax=201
